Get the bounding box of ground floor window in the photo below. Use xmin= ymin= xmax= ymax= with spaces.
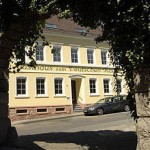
xmin=89 ymin=79 xmax=96 ymax=94
xmin=16 ymin=77 xmax=27 ymax=96
xmin=54 ymin=78 xmax=63 ymax=95
xmin=103 ymin=79 xmax=110 ymax=94
xmin=116 ymin=79 xmax=122 ymax=94
xmin=36 ymin=78 xmax=46 ymax=95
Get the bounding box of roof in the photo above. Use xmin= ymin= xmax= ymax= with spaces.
xmin=43 ymin=16 xmax=109 ymax=48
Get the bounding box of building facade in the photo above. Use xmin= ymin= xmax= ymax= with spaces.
xmin=9 ymin=18 xmax=128 ymax=121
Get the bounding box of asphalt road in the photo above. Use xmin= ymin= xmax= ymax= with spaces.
xmin=13 ymin=112 xmax=137 ymax=150
xmin=14 ymin=112 xmax=135 ymax=135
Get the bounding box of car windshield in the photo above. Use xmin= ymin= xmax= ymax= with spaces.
xmin=96 ymin=97 xmax=114 ymax=103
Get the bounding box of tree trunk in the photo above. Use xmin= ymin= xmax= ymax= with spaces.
xmin=134 ymin=68 xmax=150 ymax=150
xmin=0 ymin=23 xmax=24 ymax=146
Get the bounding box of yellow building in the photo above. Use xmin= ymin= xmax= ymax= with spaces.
xmin=9 ymin=17 xmax=127 ymax=121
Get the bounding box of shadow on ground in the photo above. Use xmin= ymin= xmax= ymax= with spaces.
xmin=19 ymin=130 xmax=137 ymax=150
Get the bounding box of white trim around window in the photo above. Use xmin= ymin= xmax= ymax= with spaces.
xmin=116 ymin=79 xmax=125 ymax=95
xmin=35 ymin=45 xmax=46 ymax=63
xmin=101 ymin=49 xmax=109 ymax=66
xmin=54 ymin=77 xmax=65 ymax=97
xmin=87 ymin=48 xmax=95 ymax=64
xmin=103 ymin=78 xmax=112 ymax=96
xmin=89 ymin=78 xmax=99 ymax=96
xmin=16 ymin=76 xmax=29 ymax=98
xmin=52 ymin=45 xmax=62 ymax=63
xmin=71 ymin=47 xmax=80 ymax=64
xmin=35 ymin=77 xmax=47 ymax=97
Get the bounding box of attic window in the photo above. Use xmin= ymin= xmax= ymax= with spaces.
xmin=75 ymin=28 xmax=88 ymax=36
xmin=46 ymin=23 xmax=58 ymax=30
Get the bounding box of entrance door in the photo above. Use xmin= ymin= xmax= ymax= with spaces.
xmin=71 ymin=80 xmax=77 ymax=105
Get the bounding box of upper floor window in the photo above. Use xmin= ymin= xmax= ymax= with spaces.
xmin=87 ymin=49 xmax=94 ymax=64
xmin=101 ymin=50 xmax=108 ymax=65
xmin=71 ymin=47 xmax=78 ymax=63
xmin=16 ymin=77 xmax=27 ymax=96
xmin=103 ymin=79 xmax=110 ymax=94
xmin=36 ymin=78 xmax=46 ymax=95
xmin=54 ymin=78 xmax=63 ymax=95
xmin=36 ymin=46 xmax=44 ymax=61
xmin=89 ymin=79 xmax=96 ymax=94
xmin=53 ymin=45 xmax=61 ymax=62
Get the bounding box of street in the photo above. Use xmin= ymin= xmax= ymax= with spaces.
xmin=13 ymin=112 xmax=137 ymax=150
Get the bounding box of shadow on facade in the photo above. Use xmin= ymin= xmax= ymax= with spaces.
xmin=18 ymin=130 xmax=137 ymax=150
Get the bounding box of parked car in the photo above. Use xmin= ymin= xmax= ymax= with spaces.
xmin=83 ymin=95 xmax=130 ymax=115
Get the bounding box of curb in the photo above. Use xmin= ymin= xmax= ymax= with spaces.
xmin=12 ymin=112 xmax=84 ymax=125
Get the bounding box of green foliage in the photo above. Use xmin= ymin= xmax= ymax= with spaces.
xmin=0 ymin=0 xmax=149 ymax=119
xmin=0 ymin=0 xmax=59 ymax=70
xmin=57 ymin=0 xmax=150 ymax=119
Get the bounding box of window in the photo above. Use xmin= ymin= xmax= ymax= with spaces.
xmin=87 ymin=49 xmax=94 ymax=64
xmin=74 ymin=28 xmax=88 ymax=36
xmin=101 ymin=50 xmax=107 ymax=65
xmin=71 ymin=47 xmax=78 ymax=63
xmin=54 ymin=78 xmax=63 ymax=95
xmin=16 ymin=77 xmax=27 ymax=96
xmin=16 ymin=109 xmax=28 ymax=114
xmin=89 ymin=79 xmax=96 ymax=94
xmin=116 ymin=80 xmax=122 ymax=94
xmin=53 ymin=45 xmax=61 ymax=62
xmin=37 ymin=108 xmax=48 ymax=113
xmin=36 ymin=78 xmax=46 ymax=95
xmin=36 ymin=46 xmax=44 ymax=61
xmin=46 ymin=23 xmax=58 ymax=29
xmin=55 ymin=108 xmax=65 ymax=111
xmin=103 ymin=79 xmax=110 ymax=93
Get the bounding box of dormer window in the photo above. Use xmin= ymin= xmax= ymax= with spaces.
xmin=46 ymin=23 xmax=58 ymax=30
xmin=74 ymin=28 xmax=88 ymax=36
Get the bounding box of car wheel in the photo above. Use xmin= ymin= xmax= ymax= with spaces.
xmin=97 ymin=108 xmax=104 ymax=115
xmin=124 ymin=105 xmax=130 ymax=112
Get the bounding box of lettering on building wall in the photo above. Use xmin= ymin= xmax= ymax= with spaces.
xmin=22 ymin=65 xmax=114 ymax=73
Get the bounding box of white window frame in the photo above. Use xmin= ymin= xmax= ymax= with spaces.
xmin=53 ymin=45 xmax=62 ymax=62
xmin=36 ymin=77 xmax=47 ymax=97
xmin=71 ymin=47 xmax=79 ymax=63
xmin=116 ymin=79 xmax=122 ymax=94
xmin=87 ymin=48 xmax=94 ymax=64
xmin=54 ymin=78 xmax=64 ymax=96
xmin=103 ymin=79 xmax=112 ymax=95
xmin=16 ymin=77 xmax=28 ymax=97
xmin=35 ymin=46 xmax=45 ymax=62
xmin=101 ymin=49 xmax=108 ymax=66
xmin=89 ymin=78 xmax=98 ymax=95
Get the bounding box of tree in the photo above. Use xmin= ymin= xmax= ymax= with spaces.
xmin=0 ymin=0 xmax=149 ymax=149
xmin=57 ymin=1 xmax=150 ymax=150
xmin=0 ymin=0 xmax=61 ymax=146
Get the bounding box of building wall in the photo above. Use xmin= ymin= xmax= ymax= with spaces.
xmin=9 ymin=41 xmax=128 ymax=121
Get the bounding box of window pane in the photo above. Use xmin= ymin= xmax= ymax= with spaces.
xmin=101 ymin=51 xmax=107 ymax=65
xmin=55 ymin=79 xmax=63 ymax=94
xmin=71 ymin=48 xmax=78 ymax=63
xmin=117 ymin=80 xmax=122 ymax=93
xmin=17 ymin=78 xmax=26 ymax=95
xmin=103 ymin=80 xmax=109 ymax=93
xmin=36 ymin=78 xmax=45 ymax=95
xmin=36 ymin=46 xmax=44 ymax=61
xmin=89 ymin=79 xmax=96 ymax=94
xmin=53 ymin=46 xmax=61 ymax=62
xmin=87 ymin=49 xmax=94 ymax=64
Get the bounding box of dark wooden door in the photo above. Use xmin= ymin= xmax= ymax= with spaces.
xmin=71 ymin=80 xmax=77 ymax=104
